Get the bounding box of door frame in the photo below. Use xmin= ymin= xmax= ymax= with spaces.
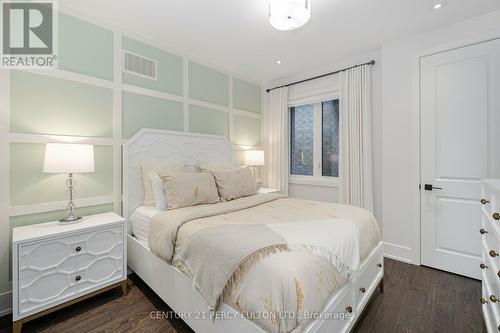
xmin=410 ymin=36 xmax=500 ymax=266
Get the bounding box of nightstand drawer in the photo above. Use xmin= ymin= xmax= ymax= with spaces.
xmin=17 ymin=225 xmax=124 ymax=317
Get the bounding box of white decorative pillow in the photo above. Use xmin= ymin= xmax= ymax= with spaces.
xmin=148 ymin=172 xmax=167 ymax=210
xmin=209 ymin=166 xmax=257 ymax=201
xmin=197 ymin=159 xmax=233 ymax=172
xmin=141 ymin=162 xmax=185 ymax=206
xmin=164 ymin=173 xmax=220 ymax=210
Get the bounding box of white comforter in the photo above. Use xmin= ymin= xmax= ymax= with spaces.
xmin=149 ymin=194 xmax=381 ymax=333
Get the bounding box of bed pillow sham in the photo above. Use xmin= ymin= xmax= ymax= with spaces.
xmin=141 ymin=163 xmax=185 ymax=206
xmin=148 ymin=172 xmax=167 ymax=210
xmin=164 ymin=172 xmax=220 ymax=210
xmin=209 ymin=166 xmax=257 ymax=201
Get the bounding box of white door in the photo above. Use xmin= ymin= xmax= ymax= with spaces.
xmin=420 ymin=39 xmax=500 ymax=279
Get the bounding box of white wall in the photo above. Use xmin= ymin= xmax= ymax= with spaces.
xmin=267 ymin=49 xmax=384 ymax=227
xmin=382 ymin=9 xmax=500 ymax=264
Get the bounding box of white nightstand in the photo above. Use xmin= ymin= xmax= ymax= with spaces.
xmin=12 ymin=212 xmax=127 ymax=333
xmin=258 ymin=187 xmax=280 ymax=194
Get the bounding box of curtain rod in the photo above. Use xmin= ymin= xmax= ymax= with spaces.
xmin=266 ymin=60 xmax=375 ymax=93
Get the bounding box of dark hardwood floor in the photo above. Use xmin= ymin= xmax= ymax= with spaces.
xmin=0 ymin=258 xmax=481 ymax=333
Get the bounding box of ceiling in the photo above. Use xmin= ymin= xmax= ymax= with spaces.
xmin=62 ymin=0 xmax=500 ymax=84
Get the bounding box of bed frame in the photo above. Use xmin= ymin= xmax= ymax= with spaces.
xmin=124 ymin=129 xmax=383 ymax=333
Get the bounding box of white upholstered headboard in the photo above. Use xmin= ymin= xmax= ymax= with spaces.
xmin=123 ymin=129 xmax=234 ymax=219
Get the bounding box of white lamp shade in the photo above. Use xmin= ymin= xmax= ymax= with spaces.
xmin=244 ymin=150 xmax=265 ymax=166
xmin=43 ymin=143 xmax=95 ymax=174
xmin=269 ymin=0 xmax=311 ymax=31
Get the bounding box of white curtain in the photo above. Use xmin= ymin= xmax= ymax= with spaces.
xmin=263 ymin=87 xmax=289 ymax=195
xmin=340 ymin=65 xmax=374 ymax=211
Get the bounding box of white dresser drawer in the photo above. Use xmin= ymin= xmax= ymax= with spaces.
xmin=482 ymin=226 xmax=500 ymax=269
xmin=482 ymin=183 xmax=500 ymax=227
xmin=17 ymin=224 xmax=125 ymax=317
xmin=481 ymin=252 xmax=500 ymax=298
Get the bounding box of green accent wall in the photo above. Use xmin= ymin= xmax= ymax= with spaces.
xmin=233 ymin=114 xmax=261 ymax=146
xmin=9 ymin=204 xmax=113 ymax=227
xmin=59 ymin=13 xmax=114 ymax=80
xmin=189 ymin=105 xmax=229 ymax=137
xmin=10 ymin=71 xmax=113 ymax=137
xmin=10 ymin=143 xmax=113 ymax=206
xmin=233 ymin=78 xmax=261 ymax=113
xmin=189 ymin=61 xmax=229 ymax=106
xmin=4 ymin=10 xmax=263 ymax=292
xmin=122 ymin=36 xmax=183 ymax=96
xmin=122 ymin=91 xmax=184 ymax=138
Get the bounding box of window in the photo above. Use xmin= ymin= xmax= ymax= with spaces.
xmin=290 ymin=99 xmax=339 ymax=179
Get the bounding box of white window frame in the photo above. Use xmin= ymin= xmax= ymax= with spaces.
xmin=288 ymin=91 xmax=340 ymax=188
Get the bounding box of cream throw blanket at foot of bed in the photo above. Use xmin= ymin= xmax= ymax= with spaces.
xmin=267 ymin=219 xmax=360 ymax=280
xmin=177 ymin=219 xmax=360 ymax=311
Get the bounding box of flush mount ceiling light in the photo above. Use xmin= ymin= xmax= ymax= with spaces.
xmin=269 ymin=0 xmax=311 ymax=31
xmin=433 ymin=2 xmax=447 ymax=10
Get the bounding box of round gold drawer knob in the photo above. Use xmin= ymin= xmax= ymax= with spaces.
xmin=346 ymin=306 xmax=353 ymax=314
xmin=480 ymin=297 xmax=488 ymax=304
xmin=480 ymin=228 xmax=488 ymax=235
xmin=489 ymin=250 xmax=499 ymax=258
xmin=377 ymin=263 xmax=382 ymax=268
xmin=493 ymin=213 xmax=500 ymax=221
xmin=490 ymin=295 xmax=498 ymax=303
xmin=75 ymin=246 xmax=81 ymax=252
xmin=497 ymin=271 xmax=500 ymax=279
xmin=75 ymin=275 xmax=81 ymax=282
xmin=359 ymin=287 xmax=366 ymax=293
xmin=481 ymin=199 xmax=490 ymax=205
xmin=480 ymin=263 xmax=488 ymax=269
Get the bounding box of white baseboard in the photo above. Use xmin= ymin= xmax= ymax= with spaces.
xmin=383 ymin=241 xmax=414 ymax=264
xmin=0 ymin=289 xmax=12 ymax=317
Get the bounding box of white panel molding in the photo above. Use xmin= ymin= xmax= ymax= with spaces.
xmin=188 ymin=97 xmax=262 ymax=120
xmin=383 ymin=241 xmax=413 ymax=263
xmin=0 ymin=69 xmax=10 ymax=315
xmin=9 ymin=196 xmax=116 ymax=217
xmin=0 ymin=289 xmax=12 ymax=316
xmin=188 ymin=98 xmax=231 ymax=113
xmin=182 ymin=58 xmax=189 ymax=132
xmin=229 ymin=76 xmax=234 ymax=142
xmin=232 ymin=108 xmax=262 ymax=119
xmin=23 ymin=68 xmax=114 ymax=89
xmin=122 ymin=84 xmax=184 ymax=103
xmin=113 ymin=29 xmax=124 ymax=214
xmin=9 ymin=133 xmax=114 ymax=146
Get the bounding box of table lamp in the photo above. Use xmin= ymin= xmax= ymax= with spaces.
xmin=43 ymin=143 xmax=95 ymax=223
xmin=244 ymin=150 xmax=264 ymax=184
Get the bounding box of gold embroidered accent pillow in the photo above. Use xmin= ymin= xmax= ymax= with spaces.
xmin=209 ymin=166 xmax=257 ymax=201
xmin=141 ymin=163 xmax=186 ymax=206
xmin=164 ymin=173 xmax=220 ymax=210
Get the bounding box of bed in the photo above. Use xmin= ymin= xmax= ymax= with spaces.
xmin=124 ymin=129 xmax=383 ymax=333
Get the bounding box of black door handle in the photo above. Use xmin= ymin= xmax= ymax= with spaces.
xmin=424 ymin=184 xmax=442 ymax=191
